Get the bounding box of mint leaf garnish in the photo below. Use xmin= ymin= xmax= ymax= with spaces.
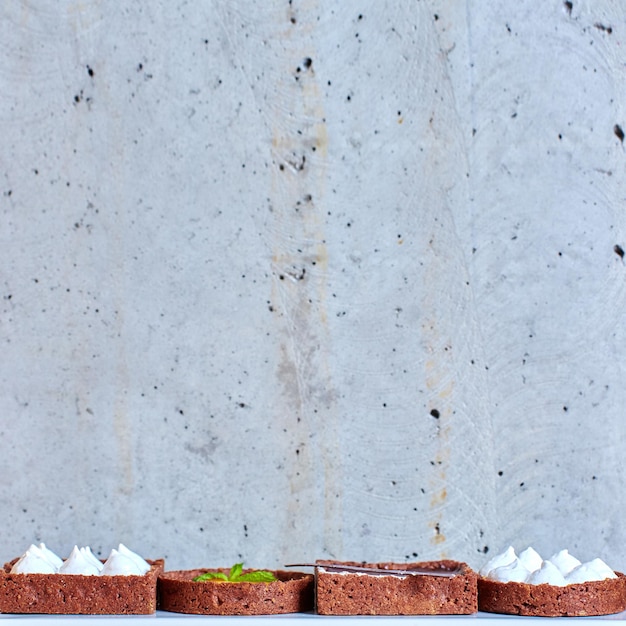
xmin=229 ymin=563 xmax=244 ymax=581
xmin=193 ymin=571 xmax=229 ymax=582
xmin=236 ymin=570 xmax=277 ymax=583
xmin=193 ymin=563 xmax=277 ymax=583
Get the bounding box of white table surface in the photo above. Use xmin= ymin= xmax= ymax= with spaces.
xmin=2 ymin=613 xmax=626 ymax=623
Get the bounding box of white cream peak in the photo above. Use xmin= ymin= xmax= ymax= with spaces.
xmin=117 ymin=543 xmax=150 ymax=574
xmin=566 ymin=558 xmax=617 ymax=584
xmin=549 ymin=549 xmax=582 ymax=576
xmin=488 ymin=558 xmax=531 ymax=583
xmin=80 ymin=546 xmax=104 ymax=572
xmin=101 ymin=549 xmax=145 ymax=575
xmin=527 ymin=560 xmax=567 ymax=586
xmin=518 ymin=547 xmax=543 ymax=573
xmin=38 ymin=543 xmax=63 ymax=569
xmin=58 ymin=546 xmax=101 ymax=575
xmin=10 ymin=546 xmax=57 ymax=574
xmin=479 ymin=546 xmax=516 ymax=577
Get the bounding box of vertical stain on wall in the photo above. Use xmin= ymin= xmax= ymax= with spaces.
xmin=66 ymin=1 xmax=104 ymax=35
xmin=424 ymin=327 xmax=453 ymax=555
xmin=114 ymin=359 xmax=134 ymax=498
xmin=265 ymin=3 xmax=342 ymax=560
xmin=105 ymin=242 xmax=135 ymax=502
xmin=103 ymin=147 xmax=135 ymax=504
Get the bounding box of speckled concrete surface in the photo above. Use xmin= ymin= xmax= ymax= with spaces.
xmin=1 ymin=1 xmax=625 ymax=572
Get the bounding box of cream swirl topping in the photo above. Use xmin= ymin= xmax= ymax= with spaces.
xmin=481 ymin=547 xmax=617 ymax=586
xmin=11 ymin=543 xmax=150 ymax=576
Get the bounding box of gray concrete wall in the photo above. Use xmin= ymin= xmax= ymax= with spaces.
xmin=1 ymin=0 xmax=625 ymax=571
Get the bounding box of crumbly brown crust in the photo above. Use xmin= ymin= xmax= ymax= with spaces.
xmin=0 ymin=559 xmax=163 ymax=614
xmin=478 ymin=573 xmax=626 ymax=616
xmin=157 ymin=568 xmax=314 ymax=615
xmin=315 ymin=559 xmax=477 ymax=615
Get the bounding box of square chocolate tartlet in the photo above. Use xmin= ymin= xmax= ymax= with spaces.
xmin=315 ymin=559 xmax=477 ymax=615
xmin=0 ymin=558 xmax=164 ymax=614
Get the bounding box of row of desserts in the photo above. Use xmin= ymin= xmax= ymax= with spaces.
xmin=12 ymin=542 xmax=616 ymax=585
xmin=1 ymin=542 xmax=625 ymax=617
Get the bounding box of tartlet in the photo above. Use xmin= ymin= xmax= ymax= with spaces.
xmin=478 ymin=574 xmax=626 ymax=616
xmin=0 ymin=558 xmax=164 ymax=614
xmin=158 ymin=567 xmax=314 ymax=615
xmin=314 ymin=559 xmax=477 ymax=615
xmin=478 ymin=546 xmax=626 ymax=616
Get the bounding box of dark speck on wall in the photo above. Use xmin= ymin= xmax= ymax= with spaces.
xmin=430 ymin=409 xmax=440 ymax=419
xmin=594 ymin=23 xmax=613 ymax=34
xmin=564 ymin=1 xmax=573 ymax=15
xmin=614 ymin=124 xmax=624 ymax=142
xmin=614 ymin=244 xmax=624 ymax=259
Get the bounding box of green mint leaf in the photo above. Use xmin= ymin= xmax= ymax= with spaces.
xmin=193 ymin=564 xmax=276 ymax=584
xmin=228 ymin=563 xmax=244 ymax=581
xmin=193 ymin=571 xmax=229 ymax=582
xmin=236 ymin=570 xmax=277 ymax=583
